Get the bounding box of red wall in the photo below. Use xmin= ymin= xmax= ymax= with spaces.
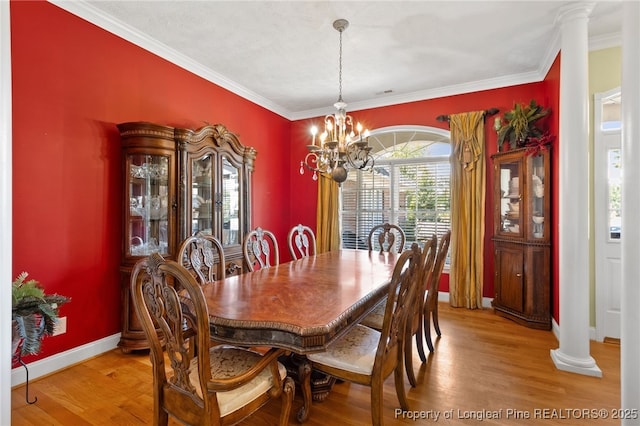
xmin=10 ymin=0 xmax=291 ymax=362
xmin=11 ymin=0 xmax=561 ymax=363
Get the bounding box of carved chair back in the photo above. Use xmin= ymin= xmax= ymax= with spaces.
xmin=177 ymin=234 xmax=226 ymax=284
xmin=243 ymin=227 xmax=280 ymax=272
xmin=287 ymin=224 xmax=317 ymax=260
xmin=377 ymin=243 xmax=422 ymax=362
xmin=426 ymin=230 xmax=451 ymax=310
xmin=424 ymin=229 xmax=451 ymax=352
xmin=367 ymin=223 xmax=406 ymax=254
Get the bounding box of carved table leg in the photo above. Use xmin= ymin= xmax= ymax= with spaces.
xmin=296 ymin=358 xmax=312 ymax=423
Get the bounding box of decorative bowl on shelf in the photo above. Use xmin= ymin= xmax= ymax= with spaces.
xmin=532 ymin=175 xmax=544 ymax=198
xmin=532 ymin=215 xmax=544 ymax=224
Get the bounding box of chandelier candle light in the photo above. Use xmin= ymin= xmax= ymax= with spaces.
xmin=300 ymin=19 xmax=375 ymax=184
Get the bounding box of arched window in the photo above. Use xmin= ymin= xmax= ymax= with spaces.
xmin=341 ymin=125 xmax=451 ymax=250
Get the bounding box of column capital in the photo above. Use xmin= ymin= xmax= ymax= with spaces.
xmin=555 ymin=2 xmax=595 ymax=26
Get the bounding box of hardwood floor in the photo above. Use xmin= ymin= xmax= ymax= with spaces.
xmin=12 ymin=304 xmax=620 ymax=425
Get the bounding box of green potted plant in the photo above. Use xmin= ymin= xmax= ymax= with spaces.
xmin=495 ymin=99 xmax=550 ymax=151
xmin=12 ymin=272 xmax=69 ymax=357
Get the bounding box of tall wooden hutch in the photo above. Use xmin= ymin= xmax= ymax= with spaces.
xmin=118 ymin=122 xmax=256 ymax=351
xmin=491 ymin=147 xmax=551 ymax=330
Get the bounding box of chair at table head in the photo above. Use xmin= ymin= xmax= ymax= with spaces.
xmin=130 ymin=252 xmax=294 ymax=426
xmin=177 ymin=234 xmax=226 ymax=284
xmin=367 ymin=223 xmax=406 ymax=254
xmin=287 ymin=224 xmax=317 ymax=260
xmin=243 ymin=227 xmax=280 ymax=272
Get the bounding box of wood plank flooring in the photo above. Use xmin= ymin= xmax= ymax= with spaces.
xmin=11 ymin=304 xmax=620 ymax=425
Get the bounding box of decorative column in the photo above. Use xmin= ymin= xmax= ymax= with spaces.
xmin=621 ymin=0 xmax=640 ymax=420
xmin=550 ymin=2 xmax=601 ymax=376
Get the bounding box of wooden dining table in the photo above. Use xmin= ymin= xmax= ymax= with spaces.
xmin=200 ymin=248 xmax=399 ymax=422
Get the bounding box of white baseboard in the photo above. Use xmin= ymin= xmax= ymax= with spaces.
xmin=552 ymin=317 xmax=560 ymax=341
xmin=548 ymin=318 xmax=597 ymax=343
xmin=12 ymin=333 xmax=121 ymax=387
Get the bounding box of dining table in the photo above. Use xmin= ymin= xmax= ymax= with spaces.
xmin=200 ymin=248 xmax=399 ymax=422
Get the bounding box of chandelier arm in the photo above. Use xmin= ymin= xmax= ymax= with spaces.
xmin=344 ymin=144 xmax=375 ymax=171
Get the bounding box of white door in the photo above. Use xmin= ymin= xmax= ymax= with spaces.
xmin=595 ymin=88 xmax=622 ymax=342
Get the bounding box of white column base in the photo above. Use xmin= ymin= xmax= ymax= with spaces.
xmin=550 ymin=348 xmax=602 ymax=377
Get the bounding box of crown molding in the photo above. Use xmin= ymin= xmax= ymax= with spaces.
xmin=48 ymin=0 xmax=293 ymax=119
xmin=590 ymin=32 xmax=622 ymax=51
xmin=290 ymin=70 xmax=545 ymax=120
xmin=48 ymin=0 xmax=619 ymax=123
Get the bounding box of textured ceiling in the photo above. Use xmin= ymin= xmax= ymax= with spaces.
xmin=55 ymin=1 xmax=623 ymax=119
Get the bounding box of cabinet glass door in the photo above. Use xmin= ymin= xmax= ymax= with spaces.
xmin=221 ymin=156 xmax=240 ymax=246
xmin=192 ymin=155 xmax=213 ymax=235
xmin=498 ymin=158 xmax=521 ymax=236
xmin=530 ymin=153 xmax=546 ymax=239
xmin=127 ymin=154 xmax=170 ymax=256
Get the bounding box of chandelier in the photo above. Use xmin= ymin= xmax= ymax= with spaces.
xmin=299 ymin=19 xmax=375 ymax=184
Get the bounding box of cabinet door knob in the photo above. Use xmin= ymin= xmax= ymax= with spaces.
xmin=516 ymin=273 xmax=522 ymax=277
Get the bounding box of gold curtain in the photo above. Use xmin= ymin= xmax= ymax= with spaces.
xmin=316 ymin=173 xmax=341 ymax=253
xmin=449 ymin=111 xmax=486 ymax=309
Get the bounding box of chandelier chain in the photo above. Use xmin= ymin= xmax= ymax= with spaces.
xmin=338 ymin=26 xmax=343 ymax=103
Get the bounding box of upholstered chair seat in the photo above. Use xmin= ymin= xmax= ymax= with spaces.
xmin=307 ymin=324 xmax=380 ymax=375
xmin=359 ymin=298 xmax=386 ymax=330
xmin=189 ymin=345 xmax=288 ymax=415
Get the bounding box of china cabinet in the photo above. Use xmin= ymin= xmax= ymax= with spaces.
xmin=491 ymin=147 xmax=551 ymax=330
xmin=118 ymin=122 xmax=256 ymax=351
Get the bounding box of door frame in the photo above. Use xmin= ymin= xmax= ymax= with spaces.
xmin=594 ymin=87 xmax=622 ymax=342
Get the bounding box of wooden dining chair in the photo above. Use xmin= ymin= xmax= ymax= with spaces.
xmin=403 ymin=234 xmax=437 ymax=385
xmin=353 ymin=223 xmax=405 ymax=328
xmin=307 ymin=244 xmax=422 ymax=426
xmin=130 ymin=253 xmax=294 ymax=426
xmin=287 ymin=224 xmax=317 ymax=260
xmin=243 ymin=227 xmax=280 ymax=272
xmin=177 ymin=234 xmax=226 ymax=284
xmin=360 ymin=234 xmax=437 ymax=387
xmin=424 ymin=229 xmax=451 ymax=352
xmin=367 ymin=223 xmax=406 ymax=254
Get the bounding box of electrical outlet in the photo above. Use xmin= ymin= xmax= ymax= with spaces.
xmin=53 ymin=316 xmax=67 ymax=336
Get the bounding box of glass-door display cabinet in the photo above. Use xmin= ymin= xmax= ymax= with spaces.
xmin=118 ymin=122 xmax=256 ymax=352
xmin=176 ymin=124 xmax=253 ymax=278
xmin=491 ymin=147 xmax=551 ymax=330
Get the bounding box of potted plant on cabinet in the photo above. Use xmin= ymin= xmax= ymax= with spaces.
xmin=495 ymin=99 xmax=550 ymax=151
xmin=12 ymin=272 xmax=70 ymax=357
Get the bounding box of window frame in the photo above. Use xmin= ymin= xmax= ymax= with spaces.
xmin=340 ymin=125 xmax=452 ymax=261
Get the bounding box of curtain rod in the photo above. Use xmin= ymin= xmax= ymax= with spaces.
xmin=436 ymin=107 xmax=500 ymax=123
